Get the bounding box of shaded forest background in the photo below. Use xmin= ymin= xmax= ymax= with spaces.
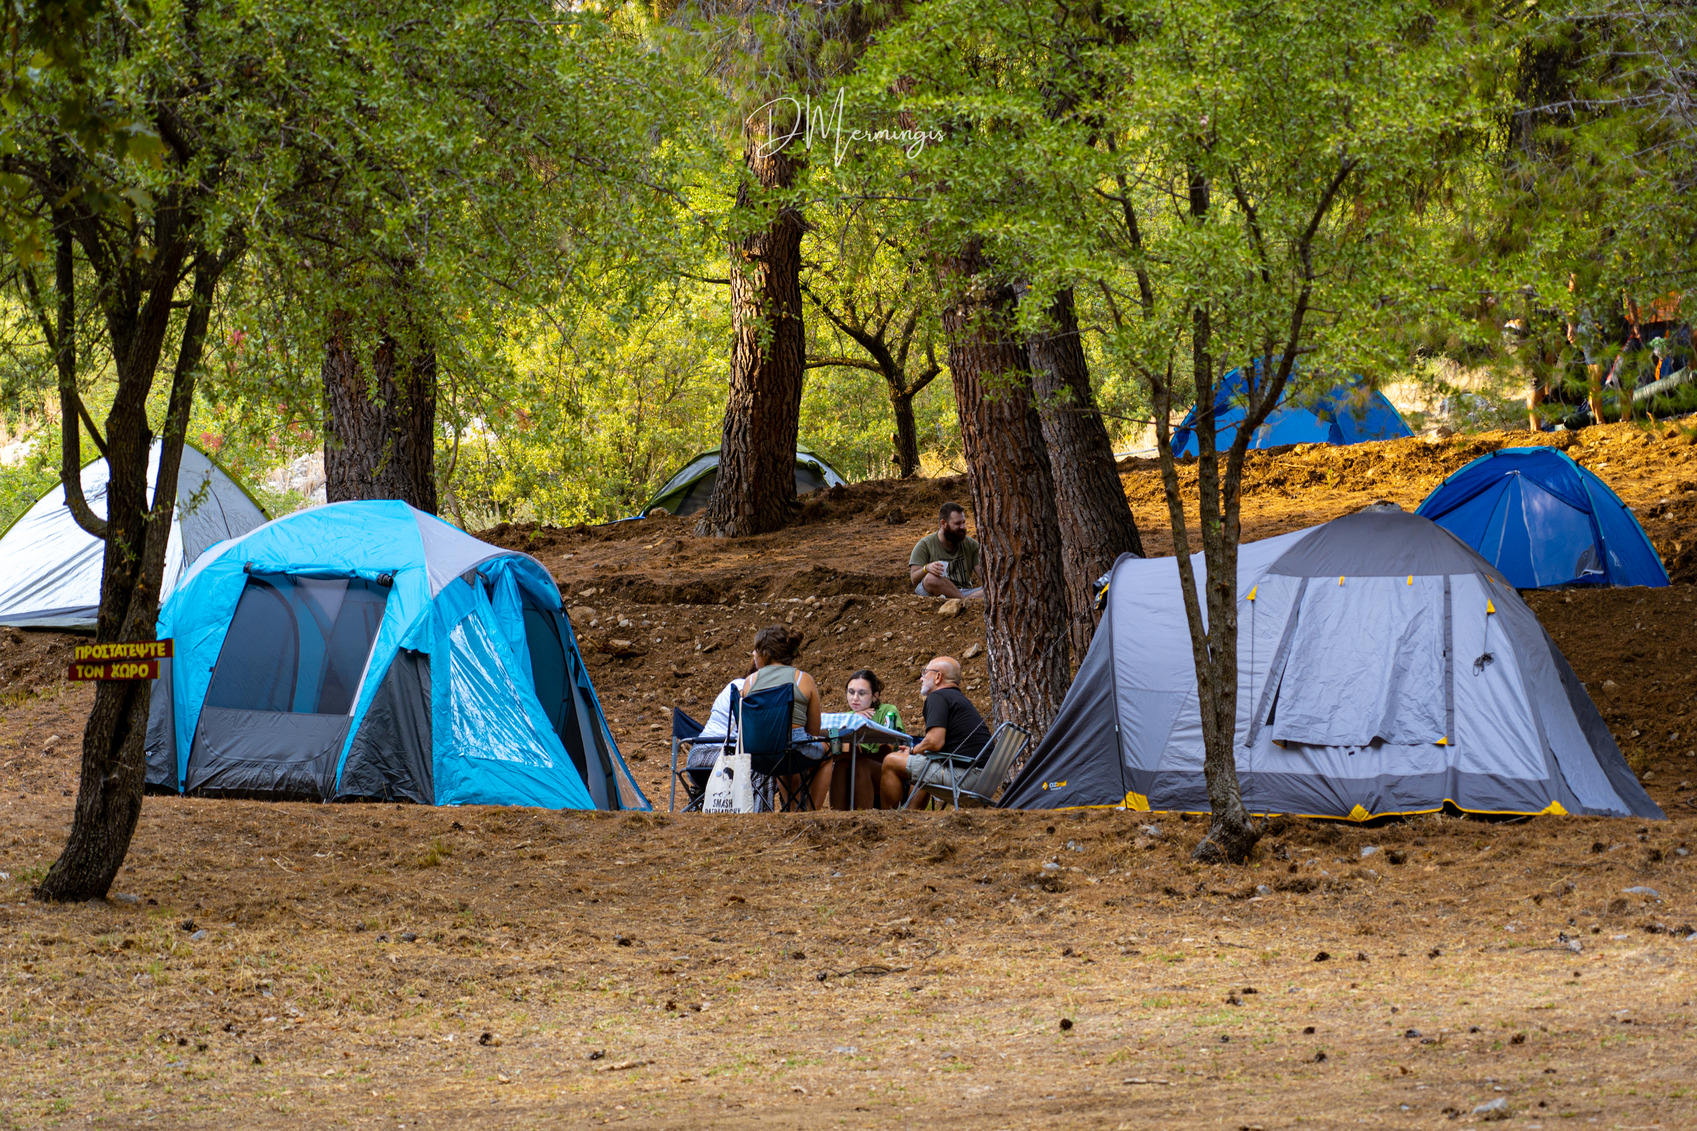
xmin=4 ymin=0 xmax=1688 ymax=532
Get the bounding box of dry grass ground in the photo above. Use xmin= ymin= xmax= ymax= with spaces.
xmin=2 ymin=422 xmax=1696 ymax=1128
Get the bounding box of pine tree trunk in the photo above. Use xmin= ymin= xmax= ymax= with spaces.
xmin=323 ymin=319 xmax=439 ymax=514
xmin=938 ymin=241 xmax=1070 ymax=743
xmin=1028 ymin=287 xmax=1144 ymax=663
xmin=696 ymin=130 xmax=806 ymax=537
xmin=890 ymin=388 xmax=920 ymax=478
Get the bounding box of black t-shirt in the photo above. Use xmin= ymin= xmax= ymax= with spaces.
xmin=923 ymin=686 xmax=988 ymax=762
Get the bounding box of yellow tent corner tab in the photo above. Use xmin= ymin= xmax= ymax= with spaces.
xmin=1540 ymin=800 xmax=1569 ymax=816
xmin=1436 ymin=736 xmax=1448 ymax=746
xmin=1246 ymin=585 xmax=1257 ymax=602
xmin=1486 ymin=599 xmax=1496 ymax=614
xmin=1407 ymin=575 xmax=1413 ymax=586
xmin=1124 ymin=790 xmax=1151 ymax=812
xmin=1338 ymin=575 xmax=1345 ymax=586
xmin=1347 ymin=804 xmax=1372 ymax=822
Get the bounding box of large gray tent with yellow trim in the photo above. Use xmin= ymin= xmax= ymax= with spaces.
xmin=1003 ymin=509 xmax=1661 ymax=820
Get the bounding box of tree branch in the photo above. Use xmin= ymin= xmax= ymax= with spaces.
xmin=20 ymin=263 xmax=109 ymax=458
xmin=50 ymin=214 xmax=108 ymax=539
xmin=805 ymin=355 xmax=883 ymax=373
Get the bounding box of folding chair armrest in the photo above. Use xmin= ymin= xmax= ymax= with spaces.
xmin=930 ymin=749 xmax=979 ymax=764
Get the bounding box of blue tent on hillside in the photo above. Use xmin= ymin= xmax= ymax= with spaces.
xmin=144 ymin=500 xmax=647 ymax=810
xmin=1171 ymin=367 xmax=1413 ymax=457
xmin=1416 ymin=447 xmax=1668 ymax=589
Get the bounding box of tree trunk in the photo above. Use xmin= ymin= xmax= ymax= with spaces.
xmin=36 ymin=423 xmax=156 ymax=901
xmin=890 ymin=387 xmax=920 ymax=478
xmin=323 ymin=318 xmax=439 ymax=514
xmin=938 ymin=241 xmax=1070 ymax=745
xmin=36 ymin=241 xmax=224 ymax=902
xmin=696 ymin=126 xmax=806 ymax=537
xmin=1027 ymin=286 xmax=1144 ymax=663
xmin=1182 ymin=171 xmax=1259 ymax=865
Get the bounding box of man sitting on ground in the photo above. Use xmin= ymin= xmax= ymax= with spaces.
xmin=881 ymin=656 xmax=989 ymax=808
xmin=909 ymin=501 xmax=983 ymax=599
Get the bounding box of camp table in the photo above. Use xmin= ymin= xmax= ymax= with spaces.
xmin=819 ymin=712 xmax=915 ymax=810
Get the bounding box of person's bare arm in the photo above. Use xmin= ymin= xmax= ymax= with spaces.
xmin=799 ymin=672 xmax=824 ymax=738
xmin=904 ymin=725 xmax=947 ymax=756
xmin=911 ymin=558 xmax=946 ymax=585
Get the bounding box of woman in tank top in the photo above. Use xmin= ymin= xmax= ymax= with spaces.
xmin=740 ymin=625 xmax=829 ymax=808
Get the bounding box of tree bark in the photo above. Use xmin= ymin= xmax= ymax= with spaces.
xmin=1027 ymin=286 xmax=1144 ymax=663
xmin=890 ymin=388 xmax=920 ymax=478
xmin=36 ymin=231 xmax=227 ymax=901
xmin=1161 ymin=170 xmax=1261 ymax=866
xmin=938 ymin=241 xmax=1070 ymax=745
xmin=323 ymin=317 xmax=439 ymax=514
xmin=696 ymin=122 xmax=806 ymax=537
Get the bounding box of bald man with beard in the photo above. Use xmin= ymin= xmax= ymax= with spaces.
xmin=880 ymin=655 xmax=989 ymax=809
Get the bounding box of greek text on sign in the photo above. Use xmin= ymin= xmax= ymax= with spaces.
xmin=68 ymin=660 xmax=160 ymax=681
xmin=72 ymin=640 xmax=173 ymax=662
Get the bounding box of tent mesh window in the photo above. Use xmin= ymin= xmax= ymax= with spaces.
xmin=519 ymin=598 xmax=621 ymax=803
xmin=204 ymin=575 xmax=389 ymax=714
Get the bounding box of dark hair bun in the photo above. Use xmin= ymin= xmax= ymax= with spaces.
xmin=753 ymin=624 xmax=804 ymax=665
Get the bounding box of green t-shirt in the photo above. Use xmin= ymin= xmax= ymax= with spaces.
xmin=859 ymin=702 xmax=904 ymax=754
xmin=910 ymin=531 xmax=981 ymax=588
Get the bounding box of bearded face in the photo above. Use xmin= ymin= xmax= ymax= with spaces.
xmin=940 ymin=511 xmax=968 ymax=547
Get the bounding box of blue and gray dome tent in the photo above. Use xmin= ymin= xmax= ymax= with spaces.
xmin=0 ymin=440 xmax=268 ymax=629
xmin=639 ymin=446 xmax=845 ymax=517
xmin=144 ymin=500 xmax=647 ymax=810
xmin=1002 ymin=509 xmax=1661 ymax=820
xmin=1416 ymin=447 xmax=1668 ymax=589
xmin=1171 ymin=366 xmax=1413 ymax=457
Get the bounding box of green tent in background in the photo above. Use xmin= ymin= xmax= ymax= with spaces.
xmin=638 ymin=446 xmax=846 ymax=518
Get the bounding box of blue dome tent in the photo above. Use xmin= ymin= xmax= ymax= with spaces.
xmin=1171 ymin=367 xmax=1413 ymax=457
xmin=144 ymin=500 xmax=647 ymax=810
xmin=1417 ymin=447 xmax=1668 ymax=589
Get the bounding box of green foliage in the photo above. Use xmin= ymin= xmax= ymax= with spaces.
xmin=443 ymin=284 xmax=734 ymax=525
xmin=799 ymin=203 xmax=959 ymax=480
xmin=0 ymin=435 xmax=59 ymax=534
xmin=6 ymin=0 xmax=1688 ymax=542
xmin=1493 ymin=0 xmax=1696 ymax=351
xmin=800 ymin=360 xmax=958 ymax=481
xmin=857 ymin=0 xmax=1502 ymax=409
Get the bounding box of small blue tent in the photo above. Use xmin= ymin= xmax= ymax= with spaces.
xmin=1171 ymin=367 xmax=1413 ymax=457
xmin=144 ymin=500 xmax=647 ymax=810
xmin=1417 ymin=447 xmax=1668 ymax=589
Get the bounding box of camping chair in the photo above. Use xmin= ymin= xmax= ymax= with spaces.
xmin=732 ymin=683 xmax=824 ymax=813
xmin=904 ymin=722 xmax=1030 ymax=810
xmin=669 ymin=707 xmax=711 ymax=813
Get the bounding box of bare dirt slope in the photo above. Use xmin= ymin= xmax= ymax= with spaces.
xmin=1 ymin=421 xmax=1695 ymax=1129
